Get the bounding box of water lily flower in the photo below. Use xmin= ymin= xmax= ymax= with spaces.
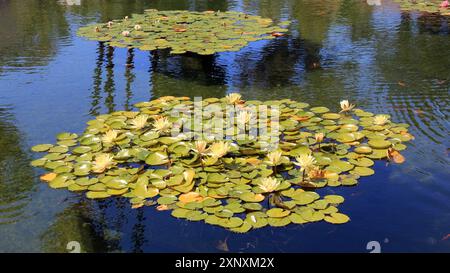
xmin=441 ymin=1 xmax=449 ymax=8
xmin=107 ymin=21 xmax=113 ymax=28
xmin=225 ymin=93 xmax=243 ymax=105
xmin=373 ymin=114 xmax=389 ymax=126
xmin=102 ymin=130 xmax=118 ymax=144
xmin=258 ymin=177 xmax=281 ymax=193
xmin=192 ymin=140 xmax=208 ymax=154
xmin=130 ymin=114 xmax=148 ymax=130
xmin=134 ymin=24 xmax=142 ymax=31
xmin=293 ymin=153 xmax=316 ymax=172
xmin=122 ymin=30 xmax=130 ymax=37
xmin=152 ymin=116 xmax=172 ymax=133
xmin=208 ymin=141 xmax=230 ymax=158
xmin=339 ymin=100 xmax=355 ymax=113
xmin=237 ymin=110 xmax=252 ymax=124
xmin=124 ymin=16 xmax=129 ymax=20
xmin=265 ymin=150 xmax=283 ymax=166
xmin=315 ymin=132 xmax=325 ymax=143
xmin=92 ymin=153 xmax=115 ymax=173
xmin=95 ymin=26 xmax=100 ymax=32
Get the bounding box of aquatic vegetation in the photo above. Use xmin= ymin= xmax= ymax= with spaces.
xmin=30 ymin=94 xmax=414 ymax=232
xmin=77 ymin=10 xmax=290 ymax=55
xmin=393 ymin=0 xmax=450 ymax=15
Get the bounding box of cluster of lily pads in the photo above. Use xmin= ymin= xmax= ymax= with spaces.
xmin=393 ymin=0 xmax=450 ymax=14
xmin=31 ymin=94 xmax=413 ymax=232
xmin=77 ymin=9 xmax=290 ymax=55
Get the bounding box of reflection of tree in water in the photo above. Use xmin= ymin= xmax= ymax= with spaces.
xmin=40 ymin=201 xmax=107 ymax=252
xmin=0 ymin=0 xmax=69 ymax=74
xmin=73 ymin=0 xmax=229 ymax=23
xmin=0 ymin=107 xmax=35 ymax=225
xmin=375 ymin=11 xmax=450 ymax=146
xmin=89 ymin=42 xmax=105 ymax=116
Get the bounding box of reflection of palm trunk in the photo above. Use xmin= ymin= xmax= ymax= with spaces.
xmin=104 ymin=46 xmax=115 ymax=113
xmin=132 ymin=209 xmax=145 ymax=253
xmin=124 ymin=48 xmax=135 ymax=111
xmin=89 ymin=42 xmax=105 ymax=116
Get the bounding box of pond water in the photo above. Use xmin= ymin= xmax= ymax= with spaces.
xmin=0 ymin=0 xmax=449 ymax=253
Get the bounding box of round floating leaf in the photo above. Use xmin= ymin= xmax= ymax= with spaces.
xmin=266 ymin=208 xmax=291 ymax=218
xmin=86 ymin=191 xmax=111 ymax=199
xmin=368 ymin=139 xmax=392 ymax=149
xmin=324 ymin=212 xmax=350 ymax=224
xmin=239 ymin=192 xmax=265 ymax=203
xmin=324 ymin=195 xmax=345 ymax=204
xmin=351 ymin=166 xmax=375 ymax=176
xmin=31 ymin=144 xmax=54 ymax=152
xmin=267 ymin=217 xmax=291 ymax=227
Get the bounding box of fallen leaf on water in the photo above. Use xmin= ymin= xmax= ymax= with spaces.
xmin=179 ymin=192 xmax=204 ymax=203
xmin=246 ymin=157 xmax=261 ymax=166
xmin=156 ymin=204 xmax=169 ymax=211
xmin=291 ymin=115 xmax=310 ymax=122
xmin=387 ymin=148 xmax=405 ymax=164
xmin=216 ymin=238 xmax=229 ymax=252
xmin=398 ymin=81 xmax=406 ymax=87
xmin=40 ymin=172 xmax=57 ymax=182
xmin=271 ymin=32 xmax=284 ymax=37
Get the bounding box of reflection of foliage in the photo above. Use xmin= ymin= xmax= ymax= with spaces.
xmin=40 ymin=202 xmax=106 ymax=253
xmin=0 ymin=0 xmax=69 ymax=73
xmin=0 ymin=107 xmax=35 ymax=225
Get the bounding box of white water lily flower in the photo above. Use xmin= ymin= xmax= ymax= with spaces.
xmin=237 ymin=111 xmax=252 ymax=124
xmin=134 ymin=24 xmax=142 ymax=31
xmin=208 ymin=141 xmax=230 ymax=158
xmin=225 ymin=93 xmax=243 ymax=105
xmin=339 ymin=100 xmax=355 ymax=113
xmin=92 ymin=153 xmax=115 ymax=173
xmin=315 ymin=132 xmax=325 ymax=143
xmin=258 ymin=177 xmax=281 ymax=193
xmin=152 ymin=116 xmax=172 ymax=133
xmin=266 ymin=150 xmax=283 ymax=166
xmin=107 ymin=21 xmax=113 ymax=28
xmin=294 ymin=153 xmax=316 ymax=172
xmin=102 ymin=130 xmax=118 ymax=144
xmin=130 ymin=114 xmax=148 ymax=130
xmin=373 ymin=115 xmax=389 ymax=126
xmin=192 ymin=140 xmax=208 ymax=154
xmin=122 ymin=30 xmax=130 ymax=37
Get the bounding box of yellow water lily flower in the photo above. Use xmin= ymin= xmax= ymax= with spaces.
xmin=192 ymin=140 xmax=208 ymax=154
xmin=225 ymin=93 xmax=243 ymax=105
xmin=315 ymin=132 xmax=325 ymax=143
xmin=339 ymin=100 xmax=355 ymax=113
xmin=265 ymin=150 xmax=283 ymax=166
xmin=258 ymin=177 xmax=281 ymax=193
xmin=294 ymin=153 xmax=316 ymax=171
xmin=152 ymin=116 xmax=172 ymax=133
xmin=237 ymin=111 xmax=252 ymax=124
xmin=102 ymin=130 xmax=118 ymax=144
xmin=92 ymin=153 xmax=115 ymax=173
xmin=373 ymin=114 xmax=389 ymax=126
xmin=130 ymin=114 xmax=148 ymax=130
xmin=208 ymin=141 xmax=230 ymax=158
